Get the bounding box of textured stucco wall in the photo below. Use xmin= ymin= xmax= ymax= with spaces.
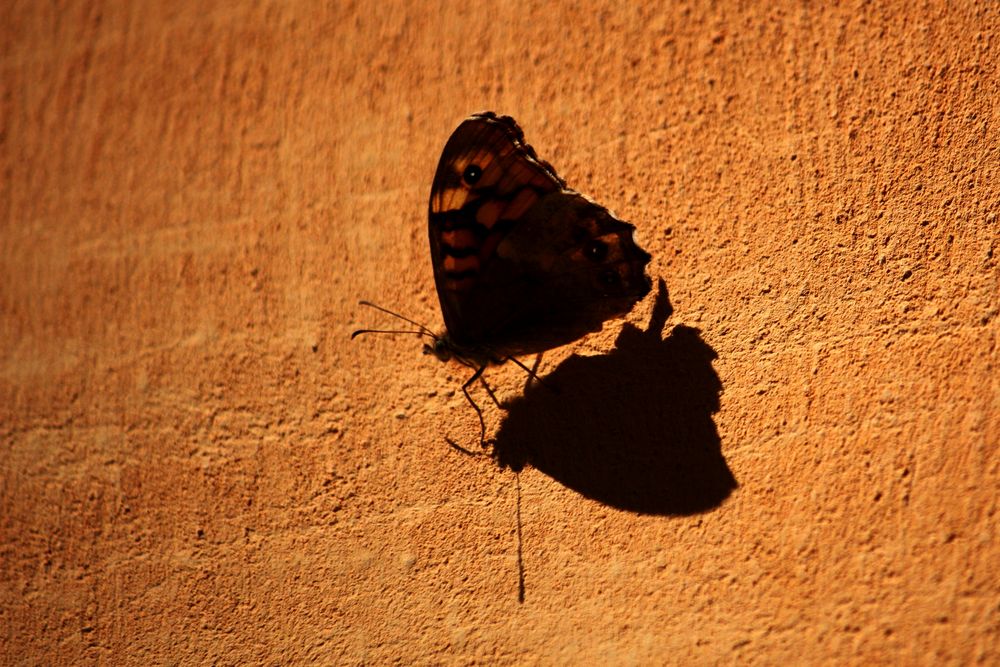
xmin=1 ymin=1 xmax=997 ymax=663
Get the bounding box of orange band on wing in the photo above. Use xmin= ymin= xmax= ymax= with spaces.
xmin=505 ymin=188 xmax=541 ymax=220
xmin=443 ymin=255 xmax=479 ymax=273
xmin=444 ymin=276 xmax=476 ymax=291
xmin=476 ymin=200 xmax=503 ymax=228
xmin=441 ymin=229 xmax=477 ymax=248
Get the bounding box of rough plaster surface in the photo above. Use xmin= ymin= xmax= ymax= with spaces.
xmin=1 ymin=1 xmax=997 ymax=664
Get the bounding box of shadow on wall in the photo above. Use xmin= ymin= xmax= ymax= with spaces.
xmin=493 ymin=280 xmax=737 ymax=515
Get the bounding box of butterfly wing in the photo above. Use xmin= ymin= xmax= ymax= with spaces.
xmin=428 ymin=112 xmax=651 ymax=357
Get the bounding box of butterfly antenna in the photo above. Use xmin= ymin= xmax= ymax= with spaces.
xmin=357 ymin=300 xmax=436 ymax=337
xmin=350 ymin=328 xmax=437 ymax=341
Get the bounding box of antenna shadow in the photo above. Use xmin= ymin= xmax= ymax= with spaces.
xmin=493 ymin=280 xmax=736 ymax=515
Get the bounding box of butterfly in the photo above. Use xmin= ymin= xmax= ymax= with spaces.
xmin=354 ymin=112 xmax=652 ymax=450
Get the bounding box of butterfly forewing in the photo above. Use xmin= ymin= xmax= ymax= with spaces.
xmin=429 ymin=114 xmax=564 ymax=336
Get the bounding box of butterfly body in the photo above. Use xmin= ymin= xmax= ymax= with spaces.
xmin=423 ymin=336 xmax=504 ymax=369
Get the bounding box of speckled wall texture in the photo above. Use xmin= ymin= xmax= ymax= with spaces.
xmin=1 ymin=2 xmax=997 ymax=664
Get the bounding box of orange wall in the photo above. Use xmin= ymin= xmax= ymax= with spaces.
xmin=2 ymin=2 xmax=997 ymax=663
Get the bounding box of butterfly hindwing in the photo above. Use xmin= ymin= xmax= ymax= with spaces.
xmin=478 ymin=190 xmax=652 ymax=355
xmin=428 ymin=112 xmax=651 ymax=356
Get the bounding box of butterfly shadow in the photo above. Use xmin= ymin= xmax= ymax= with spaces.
xmin=493 ymin=279 xmax=737 ymax=516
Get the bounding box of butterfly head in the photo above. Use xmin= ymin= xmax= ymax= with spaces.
xmin=423 ymin=337 xmax=453 ymax=362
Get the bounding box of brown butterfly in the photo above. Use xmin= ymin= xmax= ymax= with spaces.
xmin=354 ymin=112 xmax=652 ymax=450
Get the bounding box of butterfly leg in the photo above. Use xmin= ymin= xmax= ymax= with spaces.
xmin=507 ymin=354 xmax=558 ymax=394
xmin=522 ymin=353 xmax=543 ymax=391
xmin=446 ymin=437 xmax=482 ymax=457
xmin=459 ymin=364 xmax=490 ymax=449
xmin=478 ymin=375 xmax=504 ymax=410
